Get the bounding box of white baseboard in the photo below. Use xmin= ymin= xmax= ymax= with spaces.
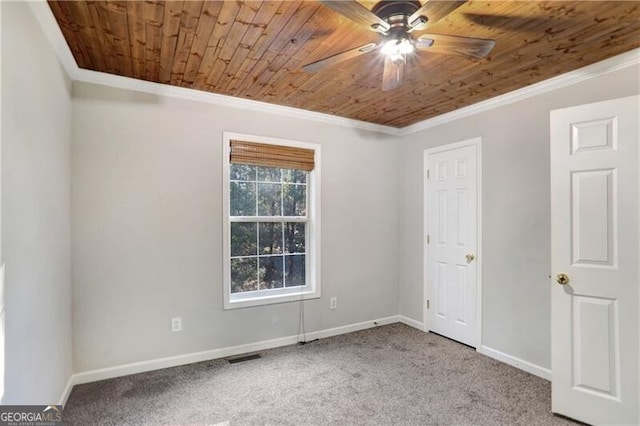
xmin=399 ymin=315 xmax=424 ymax=331
xmin=61 ymin=317 xmax=552 ymax=404
xmin=72 ymin=315 xmax=401 ymax=386
xmin=479 ymin=345 xmax=552 ymax=381
xmin=58 ymin=374 xmax=75 ymax=407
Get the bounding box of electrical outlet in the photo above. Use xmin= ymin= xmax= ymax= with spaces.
xmin=171 ymin=317 xmax=182 ymax=332
xmin=330 ymin=297 xmax=337 ymax=310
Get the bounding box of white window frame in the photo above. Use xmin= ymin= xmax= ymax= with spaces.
xmin=222 ymin=132 xmax=321 ymax=309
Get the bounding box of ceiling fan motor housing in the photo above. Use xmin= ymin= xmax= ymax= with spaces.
xmin=372 ymin=1 xmax=424 ymax=31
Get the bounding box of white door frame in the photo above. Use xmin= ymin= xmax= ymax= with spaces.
xmin=423 ymin=137 xmax=483 ymax=349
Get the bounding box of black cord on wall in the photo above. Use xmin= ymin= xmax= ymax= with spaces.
xmin=296 ymin=292 xmax=318 ymax=345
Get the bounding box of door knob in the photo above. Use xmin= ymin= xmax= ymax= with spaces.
xmin=465 ymin=253 xmax=475 ymax=263
xmin=555 ymin=273 xmax=570 ymax=285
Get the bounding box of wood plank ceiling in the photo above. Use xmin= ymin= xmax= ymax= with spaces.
xmin=49 ymin=1 xmax=640 ymax=128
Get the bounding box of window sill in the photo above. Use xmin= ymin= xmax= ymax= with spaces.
xmin=224 ymin=289 xmax=321 ymax=310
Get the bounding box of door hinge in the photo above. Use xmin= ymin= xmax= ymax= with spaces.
xmin=426 ymin=169 xmax=430 ymax=179
xmin=427 ymin=299 xmax=430 ymax=309
xmin=426 ymin=234 xmax=430 ymax=244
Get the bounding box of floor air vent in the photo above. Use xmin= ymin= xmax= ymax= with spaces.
xmin=227 ymin=353 xmax=261 ymax=364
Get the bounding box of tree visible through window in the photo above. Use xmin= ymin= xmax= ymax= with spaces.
xmin=229 ymin=165 xmax=307 ymax=293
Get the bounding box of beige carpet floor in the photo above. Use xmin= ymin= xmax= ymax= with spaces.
xmin=63 ymin=323 xmax=578 ymax=425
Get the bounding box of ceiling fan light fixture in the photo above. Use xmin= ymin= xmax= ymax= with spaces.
xmin=381 ymin=38 xmax=414 ymax=62
xmin=304 ymin=0 xmax=496 ymax=91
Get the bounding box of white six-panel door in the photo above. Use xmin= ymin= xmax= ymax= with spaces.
xmin=425 ymin=140 xmax=479 ymax=347
xmin=550 ymin=96 xmax=639 ymax=425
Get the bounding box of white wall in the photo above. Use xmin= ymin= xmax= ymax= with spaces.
xmin=1 ymin=1 xmax=73 ymax=403
xmin=71 ymin=56 xmax=639 ymax=376
xmin=5 ymin=0 xmax=638 ymax=387
xmin=71 ymin=82 xmax=400 ymax=372
xmin=398 ymin=63 xmax=640 ymax=369
xmin=0 ymin=0 xmax=4 ymax=403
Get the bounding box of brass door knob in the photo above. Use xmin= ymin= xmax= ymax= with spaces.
xmin=465 ymin=253 xmax=475 ymax=263
xmin=555 ymin=273 xmax=570 ymax=285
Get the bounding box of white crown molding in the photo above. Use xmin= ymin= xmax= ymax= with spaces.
xmin=71 ymin=67 xmax=401 ymax=135
xmin=399 ymin=48 xmax=640 ymax=136
xmin=27 ymin=0 xmax=401 ymax=136
xmin=28 ymin=1 xmax=80 ymax=80
xmin=29 ymin=1 xmax=639 ymax=138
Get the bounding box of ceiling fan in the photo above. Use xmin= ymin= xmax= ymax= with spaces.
xmin=302 ymin=0 xmax=496 ymax=91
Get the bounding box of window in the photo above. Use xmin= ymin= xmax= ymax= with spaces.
xmin=223 ymin=133 xmax=321 ymax=309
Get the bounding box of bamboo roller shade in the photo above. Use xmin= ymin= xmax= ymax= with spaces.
xmin=230 ymin=140 xmax=315 ymax=172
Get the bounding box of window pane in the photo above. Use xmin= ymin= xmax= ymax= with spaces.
xmin=230 ymin=164 xmax=255 ymax=181
xmin=282 ymin=169 xmax=306 ymax=184
xmin=259 ymin=222 xmax=283 ymax=255
xmin=259 ymin=256 xmax=283 ymax=289
xmin=285 ymin=255 xmax=305 ymax=287
xmin=283 ymin=184 xmax=306 ymax=216
xmin=231 ymin=257 xmax=258 ymax=293
xmin=257 ymin=183 xmax=282 ymax=216
xmin=257 ymin=166 xmax=281 ymax=182
xmin=230 ymin=223 xmax=257 ymax=257
xmin=230 ymin=182 xmax=256 ymax=216
xmin=284 ymin=222 xmax=305 ymax=254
